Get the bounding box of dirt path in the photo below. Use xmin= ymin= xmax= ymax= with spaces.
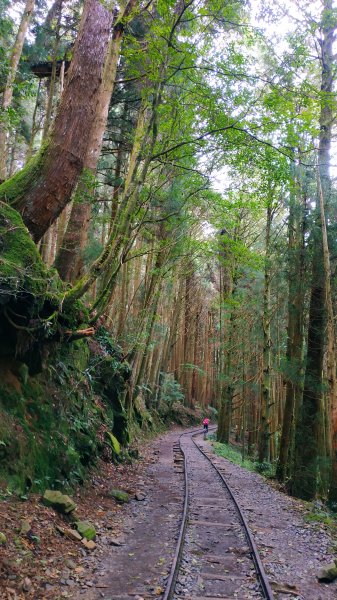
xmin=73 ymin=429 xmax=184 ymax=599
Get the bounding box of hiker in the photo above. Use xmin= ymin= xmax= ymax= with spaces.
xmin=203 ymin=417 xmax=210 ymax=434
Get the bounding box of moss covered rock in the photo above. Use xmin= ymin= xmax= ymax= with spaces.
xmin=76 ymin=521 xmax=96 ymax=541
xmin=109 ymin=489 xmax=130 ymax=503
xmin=0 ymin=532 xmax=6 ymax=544
xmin=20 ymin=520 xmax=31 ymax=535
xmin=317 ymin=563 xmax=337 ymax=582
xmin=42 ymin=490 xmax=77 ymax=514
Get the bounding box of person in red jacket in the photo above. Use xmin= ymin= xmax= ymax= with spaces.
xmin=203 ymin=417 xmax=210 ymax=434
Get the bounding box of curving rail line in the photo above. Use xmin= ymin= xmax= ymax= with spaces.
xmin=163 ymin=427 xmax=274 ymax=600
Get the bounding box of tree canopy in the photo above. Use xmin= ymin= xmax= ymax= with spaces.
xmin=1 ymin=0 xmax=337 ymax=503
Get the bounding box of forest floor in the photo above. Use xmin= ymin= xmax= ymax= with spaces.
xmin=0 ymin=429 xmax=337 ymax=600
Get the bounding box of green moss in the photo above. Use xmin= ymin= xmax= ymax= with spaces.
xmin=75 ymin=520 xmax=96 ymax=540
xmin=304 ymin=510 xmax=336 ymax=527
xmin=0 ymin=202 xmax=47 ymax=299
xmin=0 ymin=203 xmax=92 ymax=371
xmin=58 ymin=298 xmax=90 ymax=329
xmin=0 ymin=330 xmax=130 ymax=494
xmin=134 ymin=394 xmax=153 ymax=427
xmin=0 ymin=144 xmax=47 ymax=207
xmin=213 ymin=441 xmax=256 ymax=471
xmin=109 ymin=489 xmax=130 ymax=503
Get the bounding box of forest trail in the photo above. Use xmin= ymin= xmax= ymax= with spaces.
xmin=9 ymin=431 xmax=328 ymax=600
xmin=2 ymin=1 xmax=337 ymax=596
xmin=1 ymin=429 xmax=337 ymax=598
xmin=71 ymin=430 xmax=336 ymax=600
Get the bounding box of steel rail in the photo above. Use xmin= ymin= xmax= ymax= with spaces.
xmin=161 ymin=429 xmax=191 ymax=600
xmin=162 ymin=427 xmax=216 ymax=600
xmin=191 ymin=430 xmax=275 ymax=600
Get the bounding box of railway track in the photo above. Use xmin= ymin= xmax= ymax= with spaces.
xmin=163 ymin=428 xmax=274 ymax=600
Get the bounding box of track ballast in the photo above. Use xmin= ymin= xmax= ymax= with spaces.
xmin=163 ymin=429 xmax=274 ymax=600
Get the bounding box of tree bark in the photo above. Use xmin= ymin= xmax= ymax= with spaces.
xmin=258 ymin=200 xmax=273 ymax=463
xmin=0 ymin=0 xmax=113 ymax=241
xmin=54 ymin=0 xmax=137 ymax=281
xmin=42 ymin=1 xmax=63 ymax=140
xmin=276 ymin=168 xmax=306 ymax=481
xmin=292 ymin=0 xmax=335 ymax=500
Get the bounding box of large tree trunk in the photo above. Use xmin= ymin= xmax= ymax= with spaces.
xmin=0 ymin=0 xmax=113 ymax=241
xmin=258 ymin=200 xmax=273 ymax=463
xmin=276 ymin=168 xmax=306 ymax=482
xmin=54 ymin=1 xmax=137 ymax=281
xmin=292 ymin=0 xmax=335 ymax=500
xmin=317 ymin=168 xmax=337 ymax=498
xmin=217 ymin=309 xmax=235 ymax=444
xmin=217 ymin=257 xmax=236 ymax=444
xmin=0 ymin=0 xmax=36 ymax=180
xmin=291 ymin=253 xmax=325 ymax=499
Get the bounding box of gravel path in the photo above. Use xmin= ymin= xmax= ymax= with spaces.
xmin=208 ymin=441 xmax=337 ymax=600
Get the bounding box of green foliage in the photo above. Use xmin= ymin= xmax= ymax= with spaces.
xmin=304 ymin=503 xmax=337 ymax=529
xmin=214 ymin=441 xmax=275 ymax=478
xmin=106 ymin=431 xmax=121 ymax=455
xmin=253 ymin=461 xmax=275 ymax=478
xmin=0 ymin=329 xmax=130 ymax=494
xmin=159 ymin=373 xmax=184 ymax=405
xmin=213 ymin=441 xmax=256 ymax=471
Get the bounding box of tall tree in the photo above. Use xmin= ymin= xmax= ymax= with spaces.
xmin=54 ymin=0 xmax=138 ymax=281
xmin=292 ymin=0 xmax=336 ymax=500
xmin=0 ymin=0 xmax=113 ymax=241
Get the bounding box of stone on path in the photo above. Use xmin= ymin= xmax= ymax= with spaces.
xmin=22 ymin=577 xmax=32 ymax=592
xmin=317 ymin=563 xmax=337 ymax=582
xmin=62 ymin=527 xmax=83 ymax=542
xmin=109 ymin=536 xmax=125 ymax=546
xmin=81 ymin=539 xmax=96 ymax=551
xmin=76 ymin=521 xmax=96 ymax=541
xmin=135 ymin=491 xmax=147 ymax=501
xmin=109 ymin=489 xmax=130 ymax=503
xmin=20 ymin=520 xmax=31 ymax=535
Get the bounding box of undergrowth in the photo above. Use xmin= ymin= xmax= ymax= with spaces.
xmin=304 ymin=503 xmax=337 ymax=530
xmin=212 ymin=440 xmax=275 ymax=478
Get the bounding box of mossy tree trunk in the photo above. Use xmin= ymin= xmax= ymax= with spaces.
xmin=54 ymin=0 xmax=137 ymax=281
xmin=217 ymin=233 xmax=236 ymax=444
xmin=217 ymin=308 xmax=235 ymax=444
xmin=0 ymin=0 xmax=113 ymax=242
xmin=258 ymin=198 xmax=273 ymax=463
